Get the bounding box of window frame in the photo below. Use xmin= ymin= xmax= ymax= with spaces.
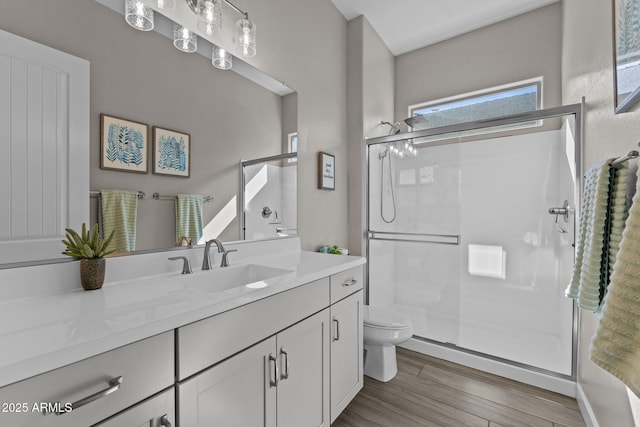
xmin=407 ymin=77 xmax=543 ymax=133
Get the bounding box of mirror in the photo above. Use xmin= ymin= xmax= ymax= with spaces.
xmin=613 ymin=0 xmax=640 ymax=113
xmin=241 ymin=152 xmax=298 ymax=240
xmin=0 ymin=0 xmax=297 ymax=266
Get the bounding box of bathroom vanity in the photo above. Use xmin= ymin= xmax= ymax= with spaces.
xmin=0 ymin=237 xmax=364 ymax=426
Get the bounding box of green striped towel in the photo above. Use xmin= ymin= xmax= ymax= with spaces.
xmin=99 ymin=190 xmax=138 ymax=253
xmin=176 ymin=194 xmax=203 ymax=245
xmin=603 ymin=162 xmax=629 ymax=306
xmin=591 ymin=162 xmax=640 ymax=398
xmin=566 ymin=160 xmax=611 ymax=311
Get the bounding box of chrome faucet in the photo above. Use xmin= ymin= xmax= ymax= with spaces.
xmin=176 ymin=235 xmax=192 ymax=247
xmin=168 ymin=256 xmax=192 ymax=274
xmin=202 ymin=239 xmax=225 ymax=270
xmin=221 ymin=249 xmax=238 ymax=267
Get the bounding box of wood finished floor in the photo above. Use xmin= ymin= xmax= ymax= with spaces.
xmin=332 ymin=348 xmax=585 ymax=427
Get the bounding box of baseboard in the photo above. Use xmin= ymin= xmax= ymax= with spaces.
xmin=576 ymin=383 xmax=599 ymax=427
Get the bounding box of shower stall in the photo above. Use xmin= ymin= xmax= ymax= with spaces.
xmin=241 ymin=152 xmax=298 ymax=240
xmin=366 ymin=104 xmax=581 ymax=394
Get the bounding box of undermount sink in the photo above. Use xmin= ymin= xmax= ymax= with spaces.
xmin=179 ymin=264 xmax=293 ymax=293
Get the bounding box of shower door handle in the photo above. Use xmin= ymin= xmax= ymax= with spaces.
xmin=549 ymin=200 xmax=571 ymax=233
xmin=548 ymin=200 xmax=570 ymax=222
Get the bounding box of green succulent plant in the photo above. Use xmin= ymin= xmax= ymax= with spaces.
xmin=328 ymin=245 xmax=342 ymax=255
xmin=62 ymin=223 xmax=115 ymax=259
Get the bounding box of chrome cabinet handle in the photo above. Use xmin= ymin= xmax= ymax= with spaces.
xmin=45 ymin=376 xmax=123 ymax=416
xmin=333 ymin=318 xmax=340 ymax=342
xmin=269 ymin=354 xmax=279 ymax=387
xmin=342 ymin=279 xmax=357 ymax=287
xmin=160 ymin=414 xmax=172 ymax=427
xmin=280 ymin=348 xmax=289 ymax=380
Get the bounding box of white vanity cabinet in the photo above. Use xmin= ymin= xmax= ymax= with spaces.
xmin=94 ymin=388 xmax=175 ymax=427
xmin=330 ymin=291 xmax=363 ymax=422
xmin=329 ymin=266 xmax=364 ymax=422
xmin=179 ymin=309 xmax=331 ymax=427
xmin=0 ymin=331 xmax=173 ymax=427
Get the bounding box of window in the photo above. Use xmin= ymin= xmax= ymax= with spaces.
xmin=408 ymin=78 xmax=542 ymax=134
xmin=288 ymin=132 xmax=298 ymax=163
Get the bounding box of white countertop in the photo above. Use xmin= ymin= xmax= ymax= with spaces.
xmin=0 ymin=245 xmax=365 ymax=389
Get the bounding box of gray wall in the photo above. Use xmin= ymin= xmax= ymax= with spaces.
xmin=346 ymin=16 xmax=395 ymax=256
xmin=239 ymin=0 xmax=348 ymax=252
xmin=0 ymin=0 xmax=349 ymax=252
xmin=394 ymin=3 xmax=562 ymax=127
xmin=563 ymin=0 xmax=640 ymax=425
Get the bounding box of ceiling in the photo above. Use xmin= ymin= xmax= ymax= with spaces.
xmin=330 ymin=0 xmax=560 ymax=55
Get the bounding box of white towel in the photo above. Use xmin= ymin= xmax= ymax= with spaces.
xmin=591 ymin=162 xmax=640 ymax=398
xmin=566 ymin=160 xmax=611 ymax=311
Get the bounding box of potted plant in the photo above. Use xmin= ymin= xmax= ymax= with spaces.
xmin=62 ymin=223 xmax=115 ymax=290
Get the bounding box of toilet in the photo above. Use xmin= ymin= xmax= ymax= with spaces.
xmin=363 ymin=306 xmax=414 ymax=382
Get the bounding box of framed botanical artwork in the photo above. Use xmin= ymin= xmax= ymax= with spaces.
xmin=318 ymin=151 xmax=335 ymax=190
xmin=153 ymin=126 xmax=190 ymax=177
xmin=100 ymin=114 xmax=149 ymax=173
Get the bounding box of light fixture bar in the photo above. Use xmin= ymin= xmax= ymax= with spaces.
xmin=185 ymin=0 xmax=247 ymax=18
xmin=222 ymin=0 xmax=248 ymax=19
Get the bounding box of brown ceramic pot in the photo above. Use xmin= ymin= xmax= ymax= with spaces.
xmin=80 ymin=258 xmax=106 ymax=291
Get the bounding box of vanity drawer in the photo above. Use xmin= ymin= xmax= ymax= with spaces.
xmin=0 ymin=331 xmax=174 ymax=427
xmin=330 ymin=265 xmax=364 ymax=304
xmin=177 ymin=277 xmax=330 ymax=380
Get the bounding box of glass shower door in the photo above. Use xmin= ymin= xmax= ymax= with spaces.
xmin=367 ymin=114 xmax=578 ymax=376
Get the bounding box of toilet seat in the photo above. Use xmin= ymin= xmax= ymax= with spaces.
xmin=364 ymin=306 xmax=411 ymax=330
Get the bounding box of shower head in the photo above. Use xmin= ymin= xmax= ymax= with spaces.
xmin=380 ymin=121 xmax=401 ymax=135
xmin=404 ymin=114 xmax=429 ymax=129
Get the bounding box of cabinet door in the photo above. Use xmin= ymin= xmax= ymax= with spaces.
xmin=276 ymin=309 xmax=330 ymax=427
xmin=330 ymin=290 xmax=363 ymax=422
xmin=94 ymin=388 xmax=174 ymax=427
xmin=178 ymin=337 xmax=277 ymax=427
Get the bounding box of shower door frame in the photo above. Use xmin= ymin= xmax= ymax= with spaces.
xmin=364 ymin=102 xmax=583 ymax=383
xmin=239 ymin=152 xmax=298 ymax=240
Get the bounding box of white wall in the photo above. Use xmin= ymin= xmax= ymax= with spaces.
xmin=562 ymin=0 xmax=640 ymax=425
xmin=395 ymin=3 xmax=562 ymax=130
xmin=347 ymin=16 xmax=395 ymax=256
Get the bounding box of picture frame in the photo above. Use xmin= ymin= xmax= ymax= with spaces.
xmin=613 ymin=0 xmax=640 ymax=113
xmin=318 ymin=151 xmax=335 ymax=190
xmin=100 ymin=114 xmax=149 ymax=173
xmin=152 ymin=126 xmax=191 ymax=178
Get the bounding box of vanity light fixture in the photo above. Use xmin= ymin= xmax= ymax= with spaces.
xmin=236 ymin=16 xmax=256 ymax=58
xmin=196 ymin=0 xmax=222 ymax=36
xmin=157 ymin=0 xmax=176 ymax=10
xmin=212 ymin=45 xmax=232 ymax=69
xmin=173 ymin=23 xmax=198 ymax=52
xmin=186 ymin=0 xmax=257 ymax=66
xmin=125 ymin=0 xmax=155 ymax=31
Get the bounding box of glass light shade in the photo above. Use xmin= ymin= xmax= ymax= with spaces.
xmin=173 ymin=24 xmax=197 ymax=53
xmin=236 ymin=18 xmax=256 ymax=57
xmin=197 ymin=0 xmax=222 ymax=36
xmin=157 ymin=0 xmax=176 ymax=10
xmin=212 ymin=46 xmax=232 ymax=70
xmin=125 ymin=0 xmax=154 ymax=31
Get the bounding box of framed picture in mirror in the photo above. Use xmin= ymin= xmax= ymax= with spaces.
xmin=613 ymin=0 xmax=640 ymax=113
xmin=318 ymin=151 xmax=335 ymax=190
xmin=100 ymin=114 xmax=149 ymax=173
xmin=152 ymin=126 xmax=191 ymax=177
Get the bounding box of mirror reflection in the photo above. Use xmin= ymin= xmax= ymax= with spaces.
xmin=1 ymin=0 xmax=297 ymax=266
xmin=241 ymin=152 xmax=298 ymax=241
